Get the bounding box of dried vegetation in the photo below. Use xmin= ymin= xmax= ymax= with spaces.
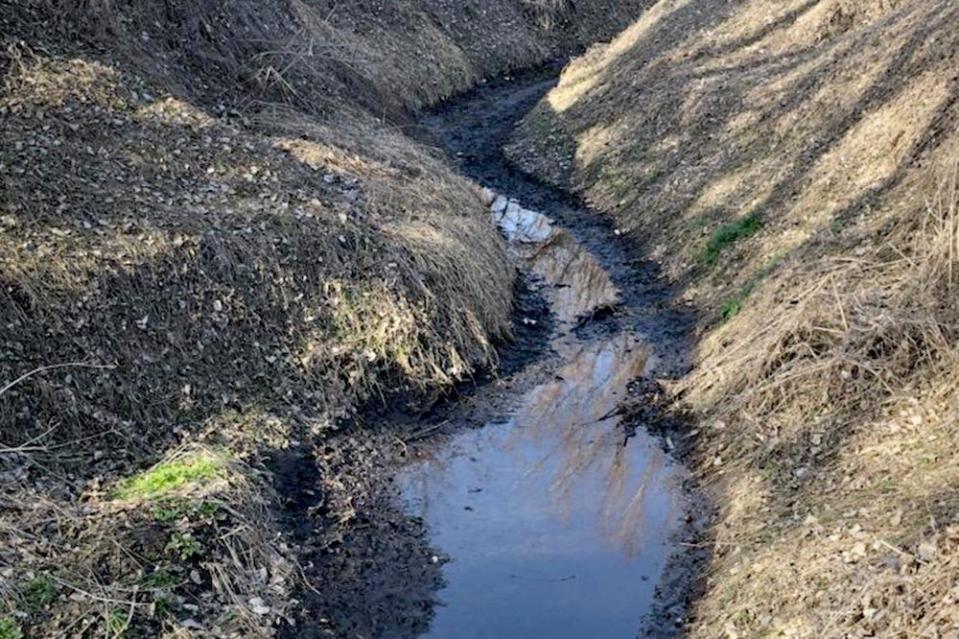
xmin=508 ymin=0 xmax=959 ymax=636
xmin=0 ymin=0 xmax=652 ymax=636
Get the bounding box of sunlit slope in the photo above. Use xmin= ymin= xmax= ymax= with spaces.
xmin=510 ymin=1 xmax=959 ymax=636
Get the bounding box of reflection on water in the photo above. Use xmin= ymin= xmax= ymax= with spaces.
xmin=400 ymin=336 xmax=683 ymax=638
xmin=492 ymin=196 xmax=620 ymax=324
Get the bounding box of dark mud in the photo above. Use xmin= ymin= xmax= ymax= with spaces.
xmin=407 ymin=67 xmax=708 ymax=637
xmin=274 ymin=436 xmax=440 ymax=639
xmin=281 ymin=65 xmax=708 ymax=639
xmin=417 ymin=66 xmax=696 ymax=372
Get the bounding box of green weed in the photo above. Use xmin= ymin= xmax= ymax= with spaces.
xmin=114 ymin=452 xmax=224 ymax=500
xmin=23 ymin=574 xmax=56 ymax=612
xmin=141 ymin=569 xmax=178 ymax=590
xmin=720 ymin=253 xmax=786 ymax=321
xmin=153 ymin=505 xmax=184 ymax=523
xmin=721 ymin=297 xmax=745 ymax=321
xmin=0 ymin=618 xmax=21 ymax=639
xmin=104 ymin=609 xmax=128 ymax=637
xmin=154 ymin=499 xmax=226 ymax=525
xmin=700 ymin=214 xmax=763 ymax=265
xmin=165 ymin=533 xmax=203 ymax=561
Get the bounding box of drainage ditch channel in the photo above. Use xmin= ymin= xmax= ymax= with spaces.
xmin=281 ymin=66 xmax=704 ymax=639
xmin=396 ymin=67 xmax=703 ymax=638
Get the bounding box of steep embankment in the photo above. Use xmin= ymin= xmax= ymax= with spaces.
xmin=509 ymin=0 xmax=959 ymax=636
xmin=0 ymin=2 xmax=652 ymax=637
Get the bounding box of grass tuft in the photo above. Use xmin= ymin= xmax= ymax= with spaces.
xmin=699 ymin=214 xmax=763 ymax=265
xmin=23 ymin=574 xmax=56 ymax=612
xmin=141 ymin=569 xmax=178 ymax=590
xmin=114 ymin=452 xmax=225 ymax=501
xmin=0 ymin=619 xmax=21 ymax=639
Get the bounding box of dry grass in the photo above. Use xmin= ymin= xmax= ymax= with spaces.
xmin=0 ymin=0 xmax=658 ymax=635
xmin=674 ymin=159 xmax=959 ymax=637
xmin=9 ymin=0 xmax=652 ymax=119
xmin=0 ymin=51 xmax=513 ymax=459
xmin=0 ymin=46 xmax=510 ymax=636
xmin=508 ymin=0 xmax=959 ymax=636
xmin=0 ymin=443 xmax=293 ymax=638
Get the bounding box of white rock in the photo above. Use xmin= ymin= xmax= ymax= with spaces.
xmin=497 ymin=204 xmax=553 ymax=243
xmin=248 ymin=597 xmax=271 ymax=616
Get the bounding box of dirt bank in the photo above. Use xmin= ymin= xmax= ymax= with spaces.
xmin=508 ymin=0 xmax=959 ymax=636
xmin=0 ymin=2 xmax=656 ymax=636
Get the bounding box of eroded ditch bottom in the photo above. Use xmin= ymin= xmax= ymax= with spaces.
xmin=392 ymin=67 xmax=702 ymax=638
xmin=282 ymin=65 xmax=703 ymax=639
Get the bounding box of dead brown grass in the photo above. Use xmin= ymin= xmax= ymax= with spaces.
xmin=508 ymin=0 xmax=959 ymax=636
xmin=0 ymin=0 xmax=657 ymax=635
xmin=0 ymin=47 xmax=511 ymax=636
xmin=0 ymin=51 xmax=513 ymax=457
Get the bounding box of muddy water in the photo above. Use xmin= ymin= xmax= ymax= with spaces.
xmin=398 ymin=176 xmax=688 ymax=634
xmin=400 ymin=336 xmax=682 ymax=638
xmin=392 ymin=67 xmax=698 ymax=638
xmin=281 ymin=69 xmax=699 ymax=639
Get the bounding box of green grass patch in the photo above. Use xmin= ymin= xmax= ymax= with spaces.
xmin=0 ymin=618 xmax=21 ymax=639
xmin=700 ymin=214 xmax=763 ymax=266
xmin=23 ymin=574 xmax=56 ymax=612
xmin=721 ymin=296 xmax=746 ymax=321
xmin=114 ymin=452 xmax=225 ymax=500
xmin=141 ymin=569 xmax=178 ymax=590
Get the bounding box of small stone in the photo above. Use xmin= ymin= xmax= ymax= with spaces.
xmin=248 ymin=597 xmax=270 ymax=616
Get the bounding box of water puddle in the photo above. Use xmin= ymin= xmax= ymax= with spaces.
xmin=398 ymin=190 xmax=686 ymax=638
xmin=488 ymin=192 xmax=620 ymax=324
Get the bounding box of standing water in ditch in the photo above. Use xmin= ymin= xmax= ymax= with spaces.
xmin=396 ymin=69 xmax=697 ymax=638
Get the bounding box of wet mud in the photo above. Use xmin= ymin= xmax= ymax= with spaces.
xmin=397 ymin=67 xmax=705 ymax=637
xmin=283 ymin=65 xmax=706 ymax=639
